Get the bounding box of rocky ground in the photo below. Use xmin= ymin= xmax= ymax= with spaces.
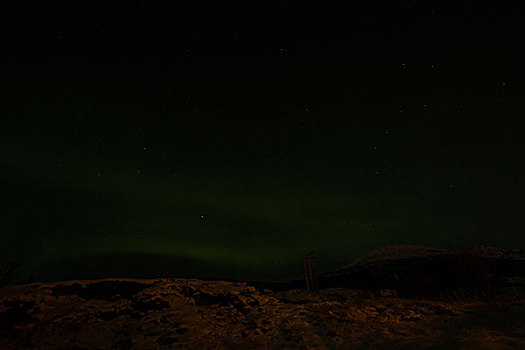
xmin=1 ymin=278 xmax=525 ymax=349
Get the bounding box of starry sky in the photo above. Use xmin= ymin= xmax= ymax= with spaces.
xmin=1 ymin=1 xmax=524 ymax=282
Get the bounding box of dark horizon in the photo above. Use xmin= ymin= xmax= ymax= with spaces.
xmin=1 ymin=1 xmax=524 ymax=284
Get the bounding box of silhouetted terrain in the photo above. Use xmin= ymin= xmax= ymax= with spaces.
xmin=1 ymin=245 xmax=525 ymax=349
xmin=256 ymin=245 xmax=525 ymax=297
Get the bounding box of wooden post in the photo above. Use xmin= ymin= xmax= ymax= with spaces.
xmin=303 ymin=258 xmax=310 ymax=291
xmin=311 ymin=256 xmax=319 ymax=291
xmin=303 ymin=252 xmax=318 ymax=292
xmin=512 ymin=286 xmax=521 ymax=300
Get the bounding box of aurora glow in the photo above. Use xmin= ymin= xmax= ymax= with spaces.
xmin=1 ymin=2 xmax=523 ymax=283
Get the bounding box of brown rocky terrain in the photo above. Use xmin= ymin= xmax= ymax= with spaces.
xmin=1 ymin=277 xmax=525 ymax=349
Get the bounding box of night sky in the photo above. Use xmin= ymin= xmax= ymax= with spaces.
xmin=1 ymin=2 xmax=524 ymax=282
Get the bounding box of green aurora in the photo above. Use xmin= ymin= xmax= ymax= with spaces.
xmin=2 ymin=134 xmax=521 ymax=283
